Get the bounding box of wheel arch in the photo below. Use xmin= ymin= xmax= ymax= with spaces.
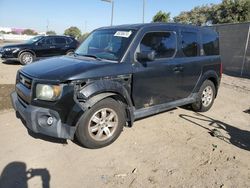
xmin=18 ymin=49 xmax=36 ymax=58
xmin=75 ymin=80 xmax=135 ymax=127
xmin=194 ymin=70 xmax=220 ymax=97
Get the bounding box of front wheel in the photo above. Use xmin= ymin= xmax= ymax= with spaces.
xmin=76 ymin=98 xmax=125 ymax=149
xmin=191 ymin=80 xmax=216 ymax=112
xmin=19 ymin=52 xmax=34 ymax=65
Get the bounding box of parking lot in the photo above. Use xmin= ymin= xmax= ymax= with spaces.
xmin=0 ymin=58 xmax=250 ymax=187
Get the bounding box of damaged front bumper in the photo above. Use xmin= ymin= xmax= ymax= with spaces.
xmin=11 ymin=91 xmax=77 ymax=139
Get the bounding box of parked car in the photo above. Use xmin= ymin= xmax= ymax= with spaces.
xmin=11 ymin=23 xmax=221 ymax=148
xmin=0 ymin=35 xmax=79 ymax=65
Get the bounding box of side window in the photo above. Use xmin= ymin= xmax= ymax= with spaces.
xmin=140 ymin=32 xmax=177 ymax=59
xmin=38 ymin=37 xmax=52 ymax=45
xmin=181 ymin=32 xmax=198 ymax=57
xmin=54 ymin=37 xmax=66 ymax=45
xmin=202 ymin=31 xmax=219 ymax=56
xmin=45 ymin=38 xmax=53 ymax=45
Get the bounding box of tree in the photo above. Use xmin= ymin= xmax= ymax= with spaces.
xmin=152 ymin=11 xmax=171 ymax=22
xmin=0 ymin=31 xmax=7 ymax=34
xmin=78 ymin=32 xmax=89 ymax=43
xmin=173 ymin=0 xmax=250 ymax=25
xmin=214 ymin=0 xmax=250 ymax=24
xmin=64 ymin=26 xmax=81 ymax=38
xmin=22 ymin=29 xmax=37 ymax=35
xmin=46 ymin=30 xmax=56 ymax=35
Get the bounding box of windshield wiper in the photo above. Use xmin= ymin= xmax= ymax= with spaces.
xmin=78 ymin=54 xmax=102 ymax=61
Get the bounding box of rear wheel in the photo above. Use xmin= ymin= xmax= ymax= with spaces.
xmin=66 ymin=49 xmax=75 ymax=55
xmin=19 ymin=52 xmax=34 ymax=65
xmin=76 ymin=98 xmax=125 ymax=149
xmin=191 ymin=80 xmax=216 ymax=112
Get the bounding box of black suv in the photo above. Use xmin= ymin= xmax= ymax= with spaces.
xmin=0 ymin=35 xmax=79 ymax=65
xmin=11 ymin=23 xmax=221 ymax=148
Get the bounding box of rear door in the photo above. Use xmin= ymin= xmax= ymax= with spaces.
xmin=176 ymin=28 xmax=203 ymax=98
xmin=53 ymin=37 xmax=68 ymax=55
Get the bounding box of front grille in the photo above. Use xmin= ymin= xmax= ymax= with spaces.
xmin=19 ymin=73 xmax=32 ymax=89
xmin=17 ymin=94 xmax=28 ymax=108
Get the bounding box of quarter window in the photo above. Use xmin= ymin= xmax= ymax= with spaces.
xmin=202 ymin=31 xmax=219 ymax=56
xmin=66 ymin=37 xmax=73 ymax=44
xmin=140 ymin=32 xmax=177 ymax=59
xmin=181 ymin=32 xmax=198 ymax=57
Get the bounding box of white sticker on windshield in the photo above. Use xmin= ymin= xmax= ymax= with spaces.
xmin=114 ymin=31 xmax=132 ymax=38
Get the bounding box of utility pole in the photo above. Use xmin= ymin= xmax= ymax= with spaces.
xmin=84 ymin=21 xmax=87 ymax=33
xmin=101 ymin=0 xmax=114 ymax=26
xmin=142 ymin=0 xmax=145 ymax=23
xmin=46 ymin=19 xmax=49 ymax=33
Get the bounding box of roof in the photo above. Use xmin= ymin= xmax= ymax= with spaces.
xmin=97 ymin=22 xmax=201 ymax=31
xmin=42 ymin=35 xmax=74 ymax=38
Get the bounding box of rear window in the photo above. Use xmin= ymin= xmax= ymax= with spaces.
xmin=181 ymin=32 xmax=198 ymax=57
xmin=54 ymin=37 xmax=66 ymax=44
xmin=202 ymin=31 xmax=219 ymax=56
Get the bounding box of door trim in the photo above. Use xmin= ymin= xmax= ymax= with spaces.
xmin=134 ymin=93 xmax=197 ymax=120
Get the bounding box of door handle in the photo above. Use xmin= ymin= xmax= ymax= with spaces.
xmin=49 ymin=46 xmax=56 ymax=48
xmin=173 ymin=66 xmax=184 ymax=73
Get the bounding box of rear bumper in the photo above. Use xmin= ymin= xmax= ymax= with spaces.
xmin=11 ymin=91 xmax=76 ymax=139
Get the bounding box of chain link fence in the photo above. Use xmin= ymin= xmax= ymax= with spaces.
xmin=211 ymin=22 xmax=250 ymax=78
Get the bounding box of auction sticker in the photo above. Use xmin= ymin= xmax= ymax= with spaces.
xmin=114 ymin=31 xmax=132 ymax=38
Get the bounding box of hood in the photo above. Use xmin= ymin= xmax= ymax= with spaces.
xmin=21 ymin=56 xmax=114 ymax=81
xmin=2 ymin=43 xmax=30 ymax=49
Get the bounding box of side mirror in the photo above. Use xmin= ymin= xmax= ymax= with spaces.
xmin=36 ymin=42 xmax=42 ymax=46
xmin=136 ymin=50 xmax=155 ymax=62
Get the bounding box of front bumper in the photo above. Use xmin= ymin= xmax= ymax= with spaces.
xmin=11 ymin=91 xmax=76 ymax=139
xmin=0 ymin=51 xmax=18 ymax=61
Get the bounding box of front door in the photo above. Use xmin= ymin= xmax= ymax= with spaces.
xmin=34 ymin=37 xmax=57 ymax=57
xmin=132 ymin=31 xmax=184 ymax=109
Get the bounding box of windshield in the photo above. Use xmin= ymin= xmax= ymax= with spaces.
xmin=75 ymin=29 xmax=135 ymax=61
xmin=26 ymin=36 xmax=44 ymax=44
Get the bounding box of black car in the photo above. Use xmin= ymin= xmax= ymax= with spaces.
xmin=0 ymin=35 xmax=79 ymax=65
xmin=11 ymin=23 xmax=221 ymax=148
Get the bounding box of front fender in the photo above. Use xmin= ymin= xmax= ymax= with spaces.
xmin=76 ymin=79 xmax=135 ymax=126
xmin=79 ymin=79 xmax=133 ymax=107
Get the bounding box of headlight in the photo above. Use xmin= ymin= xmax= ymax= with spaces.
xmin=5 ymin=47 xmax=19 ymax=52
xmin=36 ymin=84 xmax=62 ymax=101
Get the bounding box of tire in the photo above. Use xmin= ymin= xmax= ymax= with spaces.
xmin=191 ymin=80 xmax=216 ymax=112
xmin=76 ymin=98 xmax=125 ymax=149
xmin=66 ymin=49 xmax=75 ymax=55
xmin=19 ymin=52 xmax=34 ymax=65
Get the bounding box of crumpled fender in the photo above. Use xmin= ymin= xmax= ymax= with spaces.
xmin=75 ymin=79 xmax=135 ymax=126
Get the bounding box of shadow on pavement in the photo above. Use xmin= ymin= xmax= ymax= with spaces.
xmin=2 ymin=60 xmax=20 ymax=65
xmin=179 ymin=113 xmax=250 ymax=151
xmin=243 ymin=108 xmax=250 ymax=114
xmin=0 ymin=161 xmax=50 ymax=188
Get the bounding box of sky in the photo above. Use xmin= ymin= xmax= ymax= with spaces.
xmin=0 ymin=0 xmax=222 ymax=34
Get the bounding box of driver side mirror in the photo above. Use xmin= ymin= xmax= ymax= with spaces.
xmin=136 ymin=50 xmax=155 ymax=62
xmin=36 ymin=42 xmax=43 ymax=46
